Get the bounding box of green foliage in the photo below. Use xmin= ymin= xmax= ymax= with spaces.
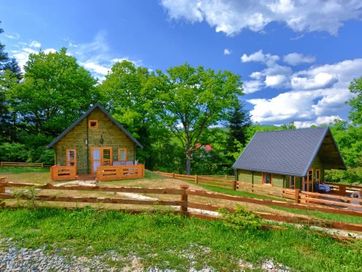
xmin=7 ymin=48 xmax=98 ymax=137
xmin=349 ymin=76 xmax=362 ymax=125
xmin=12 ymin=187 xmax=38 ymax=209
xmin=150 ymin=64 xmax=243 ymax=174
xmin=0 ymin=142 xmax=29 ymax=161
xmin=219 ymin=205 xmax=263 ymax=231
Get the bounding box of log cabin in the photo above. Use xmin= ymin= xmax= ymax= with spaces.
xmin=232 ymin=127 xmax=346 ymax=192
xmin=48 ymin=104 xmax=144 ymax=181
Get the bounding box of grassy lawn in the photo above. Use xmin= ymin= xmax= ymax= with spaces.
xmin=271 ymin=206 xmax=362 ymax=225
xmin=0 ymin=207 xmax=361 ymax=271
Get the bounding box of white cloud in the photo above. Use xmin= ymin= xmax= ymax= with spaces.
xmin=291 ymin=72 xmax=337 ymax=90
xmin=243 ymin=80 xmax=264 ymax=94
xmin=4 ymin=32 xmax=20 ymax=40
xmin=294 ymin=115 xmax=342 ymax=128
xmin=283 ymin=52 xmax=315 ymax=66
xmin=29 ymin=40 xmax=41 ymax=48
xmin=264 ymin=74 xmax=287 ymax=87
xmin=161 ymin=0 xmax=362 ymax=35
xmin=241 ymin=50 xmax=279 ymax=65
xmin=223 ymin=48 xmax=231 ymax=55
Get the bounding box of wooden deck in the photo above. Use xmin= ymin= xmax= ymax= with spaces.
xmin=50 ymin=164 xmax=145 ymax=181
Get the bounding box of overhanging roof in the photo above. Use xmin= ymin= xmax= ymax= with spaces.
xmin=232 ymin=127 xmax=345 ymax=177
xmin=48 ymin=103 xmax=143 ymax=148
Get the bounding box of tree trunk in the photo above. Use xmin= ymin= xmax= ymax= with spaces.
xmin=185 ymin=150 xmax=192 ymax=175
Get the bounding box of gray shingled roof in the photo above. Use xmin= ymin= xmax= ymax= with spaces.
xmin=48 ymin=103 xmax=143 ymax=148
xmin=232 ymin=127 xmax=345 ymax=177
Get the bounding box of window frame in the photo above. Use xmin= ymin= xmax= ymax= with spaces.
xmin=118 ymin=147 xmax=128 ymax=161
xmin=88 ymin=119 xmax=99 ymax=129
xmin=262 ymin=172 xmax=272 ymax=185
xmin=66 ymin=148 xmax=77 ymax=167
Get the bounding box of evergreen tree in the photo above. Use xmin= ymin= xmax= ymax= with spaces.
xmin=226 ymin=101 xmax=250 ymax=153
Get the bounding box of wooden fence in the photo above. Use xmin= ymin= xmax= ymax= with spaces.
xmin=50 ymin=165 xmax=77 ymax=181
xmin=325 ymin=182 xmax=362 ymax=196
xmin=0 ymin=180 xmax=361 ymax=232
xmin=155 ymin=171 xmax=362 ymax=211
xmin=96 ymin=164 xmax=145 ymax=181
xmin=0 ymin=161 xmax=44 ymax=168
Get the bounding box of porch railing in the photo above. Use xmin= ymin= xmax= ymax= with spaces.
xmin=50 ymin=165 xmax=77 ymax=181
xmin=96 ymin=164 xmax=145 ymax=181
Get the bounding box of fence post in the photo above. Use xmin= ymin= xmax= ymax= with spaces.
xmin=295 ymin=189 xmax=300 ymax=203
xmin=180 ymin=185 xmax=189 ymax=216
xmin=195 ymin=175 xmax=198 ymax=184
xmin=233 ymin=180 xmax=237 ymax=191
xmin=172 ymin=173 xmax=175 ymax=178
xmin=339 ymin=185 xmax=346 ymax=196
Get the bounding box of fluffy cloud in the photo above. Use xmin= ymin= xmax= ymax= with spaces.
xmin=246 ymin=58 xmax=362 ymax=126
xmin=223 ymin=48 xmax=231 ymax=55
xmin=161 ymin=0 xmax=362 ymax=35
xmin=10 ymin=40 xmax=56 ymax=70
xmin=283 ymin=52 xmax=315 ymax=66
xmin=294 ymin=116 xmax=342 ymax=128
xmin=241 ymin=50 xmax=279 ymax=65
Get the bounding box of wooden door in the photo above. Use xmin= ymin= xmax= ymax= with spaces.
xmin=91 ymin=147 xmax=113 ymax=174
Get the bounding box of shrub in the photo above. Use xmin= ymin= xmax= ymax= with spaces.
xmin=219 ymin=205 xmax=263 ymax=231
xmin=0 ymin=142 xmax=29 ymax=161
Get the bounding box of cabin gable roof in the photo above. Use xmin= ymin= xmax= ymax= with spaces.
xmin=232 ymin=127 xmax=345 ymax=177
xmin=47 ymin=103 xmax=143 ymax=148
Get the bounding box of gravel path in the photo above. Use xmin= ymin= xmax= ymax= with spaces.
xmin=0 ymin=237 xmax=291 ymax=272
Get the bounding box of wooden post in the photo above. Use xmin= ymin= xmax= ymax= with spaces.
xmin=0 ymin=183 xmax=5 ymax=193
xmin=295 ymin=189 xmax=300 ymax=203
xmin=195 ymin=175 xmax=198 ymax=184
xmin=233 ymin=180 xmax=237 ymax=191
xmin=172 ymin=173 xmax=175 ymax=178
xmin=180 ymin=185 xmax=189 ymax=216
xmin=339 ymin=185 xmax=346 ymax=196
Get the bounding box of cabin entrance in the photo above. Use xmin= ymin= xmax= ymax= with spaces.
xmin=90 ymin=147 xmax=113 ymax=174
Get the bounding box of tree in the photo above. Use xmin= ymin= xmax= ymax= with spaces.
xmin=226 ymin=101 xmax=250 ymax=153
xmin=7 ymin=48 xmax=98 ymax=138
xmin=0 ymin=22 xmax=22 ymax=142
xmin=349 ymin=76 xmax=362 ymax=125
xmin=151 ymin=64 xmax=242 ymax=174
xmin=98 ymin=60 xmax=162 ymax=168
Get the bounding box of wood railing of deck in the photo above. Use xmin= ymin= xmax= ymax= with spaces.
xmin=50 ymin=165 xmax=77 ymax=181
xmin=96 ymin=164 xmax=145 ymax=181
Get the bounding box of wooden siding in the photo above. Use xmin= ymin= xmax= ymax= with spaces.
xmin=237 ymin=170 xmax=253 ymax=183
xmin=271 ymin=174 xmax=285 ymax=188
xmin=54 ymin=108 xmax=136 ymax=174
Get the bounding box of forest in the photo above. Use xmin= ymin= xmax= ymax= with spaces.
xmin=0 ymin=26 xmax=361 ymax=183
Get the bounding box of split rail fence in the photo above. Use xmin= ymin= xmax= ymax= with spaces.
xmin=0 ymin=179 xmax=361 ymax=232
xmin=155 ymin=171 xmax=362 ymax=211
xmin=0 ymin=161 xmax=44 ymax=168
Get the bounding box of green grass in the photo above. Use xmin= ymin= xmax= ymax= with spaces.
xmin=197 ymin=183 xmax=284 ymax=201
xmin=0 ymin=207 xmax=361 ymax=271
xmin=271 ymin=205 xmax=362 ymax=225
xmin=0 ymin=167 xmax=49 ymax=174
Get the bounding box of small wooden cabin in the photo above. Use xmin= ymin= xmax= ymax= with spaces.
xmin=232 ymin=127 xmax=345 ymax=192
xmin=48 ymin=104 xmax=143 ymax=180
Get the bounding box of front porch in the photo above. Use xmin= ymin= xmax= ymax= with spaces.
xmin=50 ymin=164 xmax=145 ymax=181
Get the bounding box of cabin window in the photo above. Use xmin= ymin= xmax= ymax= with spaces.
xmin=102 ymin=148 xmax=112 ymax=166
xmin=289 ymin=176 xmax=295 ymax=189
xmin=308 ymin=169 xmax=313 ymax=182
xmin=118 ymin=148 xmax=128 ymax=161
xmin=66 ymin=149 xmax=76 ymax=166
xmin=263 ymin=173 xmax=272 ymax=184
xmin=88 ymin=120 xmax=98 ymax=129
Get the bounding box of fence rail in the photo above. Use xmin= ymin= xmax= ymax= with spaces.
xmin=0 ymin=180 xmax=361 ymax=232
xmin=0 ymin=161 xmax=44 ymax=168
xmin=96 ymin=164 xmax=145 ymax=181
xmin=155 ymin=171 xmax=362 ymax=211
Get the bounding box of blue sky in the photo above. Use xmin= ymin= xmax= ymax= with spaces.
xmin=1 ymin=0 xmax=362 ymax=127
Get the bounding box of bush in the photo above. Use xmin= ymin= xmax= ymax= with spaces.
xmin=0 ymin=142 xmax=29 ymax=161
xmin=325 ymin=168 xmax=362 ymax=184
xmin=219 ymin=205 xmax=263 ymax=231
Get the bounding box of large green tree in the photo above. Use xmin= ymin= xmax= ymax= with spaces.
xmin=98 ymin=60 xmax=163 ymax=167
xmin=150 ymin=64 xmax=242 ymax=174
xmin=349 ymin=76 xmax=362 ymax=125
xmin=7 ymin=48 xmax=97 ymax=137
